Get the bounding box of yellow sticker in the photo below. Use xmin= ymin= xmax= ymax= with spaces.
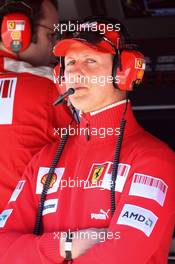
xmin=11 ymin=31 xmax=21 ymax=40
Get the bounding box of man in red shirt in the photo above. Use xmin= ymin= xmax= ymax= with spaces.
xmin=0 ymin=18 xmax=174 ymax=263
xmin=0 ymin=0 xmax=73 ymax=211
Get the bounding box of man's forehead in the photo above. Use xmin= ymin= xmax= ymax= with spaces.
xmin=65 ymin=42 xmax=103 ymax=57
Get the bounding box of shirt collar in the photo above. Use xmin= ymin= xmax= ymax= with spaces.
xmin=79 ymin=100 xmax=127 ymax=117
xmin=76 ymin=100 xmax=141 ymax=143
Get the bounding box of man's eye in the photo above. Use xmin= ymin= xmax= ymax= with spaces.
xmin=86 ymin=59 xmax=96 ymax=63
xmin=66 ymin=60 xmax=75 ymax=66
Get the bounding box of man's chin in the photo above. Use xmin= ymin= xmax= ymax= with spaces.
xmin=70 ymin=97 xmax=92 ymax=112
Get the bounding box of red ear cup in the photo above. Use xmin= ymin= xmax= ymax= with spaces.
xmin=115 ymin=50 xmax=146 ymax=91
xmin=53 ymin=64 xmax=66 ymax=94
xmin=1 ymin=12 xmax=31 ymax=53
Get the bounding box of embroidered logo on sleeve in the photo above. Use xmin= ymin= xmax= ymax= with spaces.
xmin=0 ymin=78 xmax=17 ymax=125
xmin=0 ymin=209 xmax=13 ymax=228
xmin=9 ymin=180 xmax=26 ymax=202
xmin=129 ymin=173 xmax=168 ymax=206
xmin=117 ymin=204 xmax=158 ymax=237
xmin=42 ymin=199 xmax=58 ymax=216
xmin=85 ymin=161 xmax=130 ymax=192
xmin=36 ymin=167 xmax=65 ymax=194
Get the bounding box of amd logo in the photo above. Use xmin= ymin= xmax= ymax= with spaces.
xmin=122 ymin=211 xmax=153 ymax=227
xmin=0 ymin=214 xmax=7 ymax=221
xmin=117 ymin=204 xmax=158 ymax=237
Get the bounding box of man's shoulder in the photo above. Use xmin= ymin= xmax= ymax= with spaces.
xmin=127 ymin=127 xmax=175 ymax=172
xmin=2 ymin=57 xmax=54 ymax=81
xmin=36 ymin=140 xmax=60 ymax=161
xmin=24 ymin=140 xmax=60 ymax=180
xmin=128 ymin=129 xmax=175 ymax=184
xmin=140 ymin=129 xmax=173 ymax=155
xmin=129 ymin=124 xmax=173 ymax=155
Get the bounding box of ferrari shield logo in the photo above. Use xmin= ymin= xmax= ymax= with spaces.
xmin=85 ymin=162 xmax=131 ymax=191
xmin=7 ymin=21 xmax=15 ymax=30
xmin=90 ymin=165 xmax=106 ymax=184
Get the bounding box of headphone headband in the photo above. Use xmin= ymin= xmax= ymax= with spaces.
xmin=0 ymin=1 xmax=33 ymax=18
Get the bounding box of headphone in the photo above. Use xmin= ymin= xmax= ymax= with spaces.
xmin=0 ymin=1 xmax=33 ymax=53
xmin=53 ymin=17 xmax=146 ymax=92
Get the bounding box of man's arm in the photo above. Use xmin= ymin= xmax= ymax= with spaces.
xmin=0 ymin=151 xmax=64 ymax=264
xmin=71 ymin=151 xmax=175 ymax=263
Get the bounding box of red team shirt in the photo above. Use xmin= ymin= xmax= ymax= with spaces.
xmin=0 ymin=101 xmax=174 ymax=263
xmin=0 ymin=51 xmax=73 ymax=211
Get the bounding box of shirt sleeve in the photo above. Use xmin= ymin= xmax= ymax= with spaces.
xmin=0 ymin=150 xmax=64 ymax=264
xmin=73 ymin=149 xmax=175 ymax=264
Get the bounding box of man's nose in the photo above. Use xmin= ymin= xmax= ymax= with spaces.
xmin=69 ymin=62 xmax=84 ymax=75
xmin=67 ymin=62 xmax=86 ymax=84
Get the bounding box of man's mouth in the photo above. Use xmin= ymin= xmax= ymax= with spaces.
xmin=74 ymin=87 xmax=88 ymax=91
